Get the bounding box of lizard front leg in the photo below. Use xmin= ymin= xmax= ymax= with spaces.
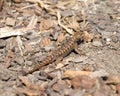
xmin=74 ymin=43 xmax=85 ymax=55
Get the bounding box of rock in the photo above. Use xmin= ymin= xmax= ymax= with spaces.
xmin=92 ymin=40 xmax=103 ymax=47
xmin=25 ymin=60 xmax=32 ymax=66
xmin=70 ymin=55 xmax=88 ymax=63
xmin=6 ymin=17 xmax=15 ymax=26
xmin=105 ymin=38 xmax=111 ymax=45
xmin=61 ymin=9 xmax=73 ymax=17
xmin=0 ymin=72 xmax=11 ymax=81
xmin=0 ymin=39 xmax=6 ymax=48
xmin=14 ymin=55 xmax=24 ymax=65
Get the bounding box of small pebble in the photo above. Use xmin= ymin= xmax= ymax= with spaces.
xmin=105 ymin=38 xmax=111 ymax=44
xmin=0 ymin=39 xmax=6 ymax=48
xmin=14 ymin=55 xmax=24 ymax=65
xmin=106 ymin=38 xmax=111 ymax=42
xmin=25 ymin=61 xmax=33 ymax=66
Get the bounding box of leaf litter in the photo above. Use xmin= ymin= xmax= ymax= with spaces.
xmin=0 ymin=0 xmax=120 ymax=96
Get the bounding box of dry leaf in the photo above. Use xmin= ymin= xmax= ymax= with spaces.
xmin=15 ymin=87 xmax=43 ymax=96
xmin=63 ymin=70 xmax=91 ymax=79
xmin=63 ymin=70 xmax=109 ymax=79
xmin=71 ymin=75 xmax=96 ymax=89
xmin=26 ymin=0 xmax=56 ymax=14
xmin=24 ymin=44 xmax=33 ymax=52
xmin=39 ymin=18 xmax=53 ymax=31
xmin=52 ymin=80 xmax=67 ymax=92
xmin=57 ymin=11 xmax=74 ymax=35
xmin=68 ymin=16 xmax=79 ymax=31
xmin=0 ymin=16 xmax=37 ymax=38
xmin=4 ymin=50 xmax=14 ymax=68
xmin=40 ymin=37 xmax=51 ymax=47
xmin=4 ymin=57 xmax=11 ymax=68
xmin=55 ymin=63 xmax=64 ymax=69
xmin=55 ymin=57 xmax=73 ymax=69
xmin=70 ymin=55 xmax=88 ymax=63
xmin=57 ymin=33 xmax=65 ymax=43
xmin=19 ymin=76 xmax=45 ymax=91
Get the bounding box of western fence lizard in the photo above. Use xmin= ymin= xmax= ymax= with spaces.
xmin=23 ymin=31 xmax=84 ymax=75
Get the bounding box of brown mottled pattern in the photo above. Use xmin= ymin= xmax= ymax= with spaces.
xmin=26 ymin=31 xmax=84 ymax=74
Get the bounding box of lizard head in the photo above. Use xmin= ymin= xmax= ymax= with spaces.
xmin=73 ymin=31 xmax=84 ymax=41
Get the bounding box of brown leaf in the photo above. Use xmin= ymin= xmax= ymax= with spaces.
xmin=71 ymin=75 xmax=96 ymax=89
xmin=39 ymin=18 xmax=53 ymax=31
xmin=25 ymin=44 xmax=33 ymax=52
xmin=19 ymin=76 xmax=45 ymax=91
xmin=57 ymin=33 xmax=65 ymax=43
xmin=40 ymin=37 xmax=51 ymax=47
xmin=52 ymin=80 xmax=67 ymax=92
xmin=15 ymin=87 xmax=43 ymax=96
xmin=4 ymin=57 xmax=11 ymax=68
xmin=4 ymin=50 xmax=14 ymax=68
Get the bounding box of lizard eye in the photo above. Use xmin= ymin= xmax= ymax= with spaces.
xmin=77 ymin=38 xmax=83 ymax=45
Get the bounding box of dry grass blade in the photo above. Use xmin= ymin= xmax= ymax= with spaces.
xmin=57 ymin=11 xmax=74 ymax=35
xmin=27 ymin=15 xmax=38 ymax=28
xmin=16 ymin=36 xmax=24 ymax=56
xmin=68 ymin=16 xmax=80 ymax=31
xmin=0 ymin=27 xmax=24 ymax=38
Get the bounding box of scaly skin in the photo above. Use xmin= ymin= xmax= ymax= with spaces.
xmin=25 ymin=31 xmax=84 ymax=74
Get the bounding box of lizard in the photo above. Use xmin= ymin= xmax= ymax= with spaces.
xmin=22 ymin=31 xmax=85 ymax=75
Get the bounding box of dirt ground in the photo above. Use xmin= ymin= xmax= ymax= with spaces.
xmin=0 ymin=0 xmax=120 ymax=96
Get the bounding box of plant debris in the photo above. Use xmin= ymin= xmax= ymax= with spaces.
xmin=0 ymin=0 xmax=120 ymax=96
